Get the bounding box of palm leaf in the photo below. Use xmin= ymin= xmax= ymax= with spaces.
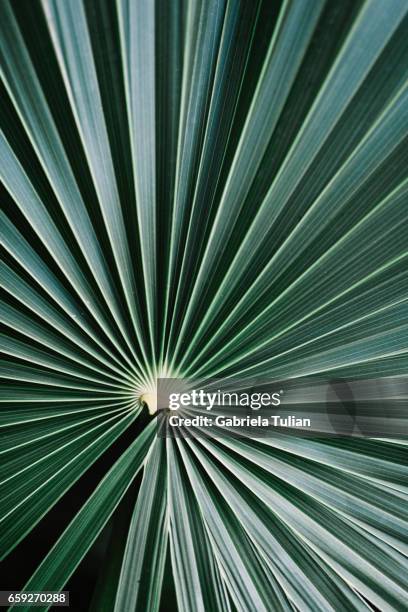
xmin=1 ymin=0 xmax=407 ymax=611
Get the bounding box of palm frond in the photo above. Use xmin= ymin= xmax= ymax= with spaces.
xmin=1 ymin=0 xmax=407 ymax=610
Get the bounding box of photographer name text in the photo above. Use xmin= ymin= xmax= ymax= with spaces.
xmin=168 ymin=414 xmax=311 ymax=428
